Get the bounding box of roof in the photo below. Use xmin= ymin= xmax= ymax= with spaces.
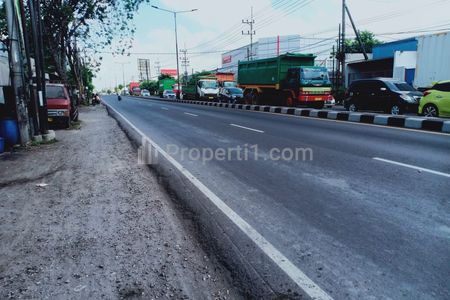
xmin=375 ymin=37 xmax=416 ymax=47
xmin=347 ymin=57 xmax=393 ymax=66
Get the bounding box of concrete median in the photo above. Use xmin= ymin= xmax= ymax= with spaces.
xmin=133 ymin=95 xmax=450 ymax=134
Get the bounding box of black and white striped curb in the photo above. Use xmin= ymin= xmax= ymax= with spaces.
xmin=142 ymin=97 xmax=450 ymax=134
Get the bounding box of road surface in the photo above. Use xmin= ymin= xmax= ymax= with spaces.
xmin=103 ymin=95 xmax=450 ymax=300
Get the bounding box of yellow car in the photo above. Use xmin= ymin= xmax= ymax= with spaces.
xmin=419 ymin=81 xmax=450 ymax=118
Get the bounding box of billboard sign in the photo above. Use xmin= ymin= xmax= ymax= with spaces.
xmin=160 ymin=69 xmax=177 ymax=77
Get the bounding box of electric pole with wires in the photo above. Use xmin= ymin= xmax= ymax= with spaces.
xmin=180 ymin=49 xmax=189 ymax=85
xmin=242 ymin=7 xmax=256 ymax=61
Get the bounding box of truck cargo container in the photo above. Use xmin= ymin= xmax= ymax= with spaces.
xmin=238 ymin=53 xmax=334 ymax=108
xmin=158 ymin=78 xmax=176 ymax=97
xmin=414 ymin=31 xmax=450 ymax=89
xmin=129 ymin=82 xmax=141 ymax=96
xmin=215 ymin=72 xmax=236 ymax=88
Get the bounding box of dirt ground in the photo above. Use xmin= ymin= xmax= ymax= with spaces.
xmin=0 ymin=106 xmax=242 ymax=299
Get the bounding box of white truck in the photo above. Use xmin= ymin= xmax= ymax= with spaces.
xmin=196 ymin=76 xmax=219 ymax=101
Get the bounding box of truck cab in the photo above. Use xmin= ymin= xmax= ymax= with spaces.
xmin=285 ymin=66 xmax=335 ymax=108
xmin=46 ymin=83 xmax=78 ymax=128
xmin=197 ymin=78 xmax=219 ymax=101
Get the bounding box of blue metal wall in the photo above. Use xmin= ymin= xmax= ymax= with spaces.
xmin=373 ymin=38 xmax=417 ymax=60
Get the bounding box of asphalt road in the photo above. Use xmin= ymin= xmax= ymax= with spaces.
xmin=103 ymin=95 xmax=450 ymax=300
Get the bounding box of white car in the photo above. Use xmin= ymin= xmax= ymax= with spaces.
xmin=163 ymin=90 xmax=176 ymax=100
xmin=141 ymin=89 xmax=150 ymax=97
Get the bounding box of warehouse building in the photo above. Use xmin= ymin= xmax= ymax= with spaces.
xmin=346 ymin=31 xmax=450 ymax=89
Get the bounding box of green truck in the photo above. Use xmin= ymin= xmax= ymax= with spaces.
xmin=238 ymin=53 xmax=335 ymax=108
xmin=158 ymin=78 xmax=176 ymax=97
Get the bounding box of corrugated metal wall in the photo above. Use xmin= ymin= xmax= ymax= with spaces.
xmin=415 ymin=31 xmax=450 ymax=88
xmin=373 ymin=38 xmax=417 ymax=60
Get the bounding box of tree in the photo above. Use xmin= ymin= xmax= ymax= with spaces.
xmin=140 ymin=80 xmax=158 ymax=94
xmin=158 ymin=74 xmax=174 ymax=81
xmin=0 ymin=0 xmax=149 ymax=99
xmin=0 ymin=2 xmax=6 ymax=40
xmin=344 ymin=30 xmax=382 ymax=53
xmin=40 ymin=0 xmax=149 ymax=96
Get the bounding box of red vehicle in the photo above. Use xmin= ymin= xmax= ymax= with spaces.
xmin=129 ymin=82 xmax=141 ymax=96
xmin=172 ymin=83 xmax=183 ymax=95
xmin=46 ymin=83 xmax=79 ymax=128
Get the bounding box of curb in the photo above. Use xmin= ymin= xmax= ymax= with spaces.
xmin=138 ymin=96 xmax=450 ymax=134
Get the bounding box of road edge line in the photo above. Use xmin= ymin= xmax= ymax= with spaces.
xmin=103 ymin=101 xmax=333 ymax=300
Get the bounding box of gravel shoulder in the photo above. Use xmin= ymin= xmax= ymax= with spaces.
xmin=0 ymin=105 xmax=242 ymax=299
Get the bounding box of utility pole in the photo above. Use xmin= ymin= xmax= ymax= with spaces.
xmin=331 ymin=45 xmax=335 ymax=89
xmin=180 ymin=49 xmax=189 ymax=85
xmin=5 ymin=0 xmax=31 ymax=144
xmin=115 ymin=62 xmax=129 ymax=89
xmin=242 ymin=7 xmax=256 ymax=61
xmin=337 ymin=24 xmax=341 ymax=89
xmin=28 ymin=0 xmax=48 ymax=134
xmin=345 ymin=4 xmax=368 ymax=60
xmin=18 ymin=0 xmax=39 ymax=136
xmin=341 ymin=0 xmax=346 ymax=87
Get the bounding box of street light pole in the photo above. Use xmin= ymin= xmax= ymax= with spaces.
xmin=173 ymin=12 xmax=180 ymax=99
xmin=151 ymin=5 xmax=198 ymax=99
xmin=115 ymin=62 xmax=130 ymax=91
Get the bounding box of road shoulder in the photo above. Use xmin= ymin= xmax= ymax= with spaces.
xmin=0 ymin=106 xmax=240 ymax=299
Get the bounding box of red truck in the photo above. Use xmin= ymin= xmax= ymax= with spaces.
xmin=46 ymin=83 xmax=79 ymax=128
xmin=129 ymin=82 xmax=141 ymax=96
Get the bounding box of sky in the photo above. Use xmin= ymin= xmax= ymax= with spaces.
xmin=93 ymin=0 xmax=450 ymax=90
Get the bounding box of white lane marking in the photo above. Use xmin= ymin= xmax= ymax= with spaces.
xmin=184 ymin=112 xmax=198 ymax=117
xmin=373 ymin=157 xmax=450 ymax=178
xmin=161 ymin=107 xmax=169 ymax=110
xmin=105 ymin=103 xmax=332 ymax=300
xmin=230 ymin=123 xmax=264 ymax=133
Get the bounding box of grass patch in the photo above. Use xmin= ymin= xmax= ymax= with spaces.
xmin=67 ymin=120 xmax=82 ymax=130
xmin=30 ymin=138 xmax=58 ymax=147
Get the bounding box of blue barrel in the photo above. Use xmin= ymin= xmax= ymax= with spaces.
xmin=0 ymin=119 xmax=20 ymax=146
xmin=0 ymin=137 xmax=4 ymax=153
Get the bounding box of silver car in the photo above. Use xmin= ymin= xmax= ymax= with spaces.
xmin=163 ymin=90 xmax=176 ymax=100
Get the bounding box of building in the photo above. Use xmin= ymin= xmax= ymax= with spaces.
xmin=346 ymin=31 xmax=450 ymax=88
xmin=219 ymin=35 xmax=301 ymax=77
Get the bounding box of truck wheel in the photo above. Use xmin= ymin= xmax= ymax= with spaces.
xmin=251 ymin=92 xmax=261 ymax=105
